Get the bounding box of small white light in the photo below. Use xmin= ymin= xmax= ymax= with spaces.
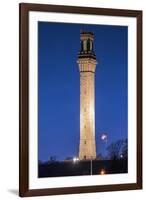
xmin=73 ymin=157 xmax=79 ymax=163
xmin=101 ymin=133 xmax=107 ymax=141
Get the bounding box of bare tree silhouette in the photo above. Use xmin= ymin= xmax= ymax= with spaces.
xmin=107 ymin=139 xmax=127 ymax=160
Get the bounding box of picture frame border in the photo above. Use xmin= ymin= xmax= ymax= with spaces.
xmin=19 ymin=3 xmax=142 ymax=197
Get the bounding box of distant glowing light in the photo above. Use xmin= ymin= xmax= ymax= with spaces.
xmin=100 ymin=169 xmax=106 ymax=175
xmin=101 ymin=133 xmax=107 ymax=141
xmin=73 ymin=157 xmax=79 ymax=163
xmin=120 ymin=154 xmax=123 ymax=158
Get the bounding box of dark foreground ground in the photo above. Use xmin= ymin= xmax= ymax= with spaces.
xmin=38 ymin=159 xmax=127 ymax=178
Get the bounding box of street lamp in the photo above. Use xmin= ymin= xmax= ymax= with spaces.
xmin=120 ymin=154 xmax=123 ymax=159
xmin=73 ymin=157 xmax=79 ymax=163
xmin=100 ymin=133 xmax=108 ymax=158
xmin=90 ymin=159 xmax=93 ymax=175
xmin=101 ymin=133 xmax=108 ymax=142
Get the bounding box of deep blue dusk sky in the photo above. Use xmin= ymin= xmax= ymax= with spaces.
xmin=38 ymin=22 xmax=128 ymax=162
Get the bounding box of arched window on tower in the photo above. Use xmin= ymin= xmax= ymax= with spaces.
xmin=90 ymin=40 xmax=93 ymax=51
xmin=83 ymin=40 xmax=87 ymax=51
xmin=80 ymin=41 xmax=83 ymax=52
xmin=87 ymin=39 xmax=90 ymax=51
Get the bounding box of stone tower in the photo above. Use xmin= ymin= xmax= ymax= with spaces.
xmin=77 ymin=31 xmax=97 ymax=160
